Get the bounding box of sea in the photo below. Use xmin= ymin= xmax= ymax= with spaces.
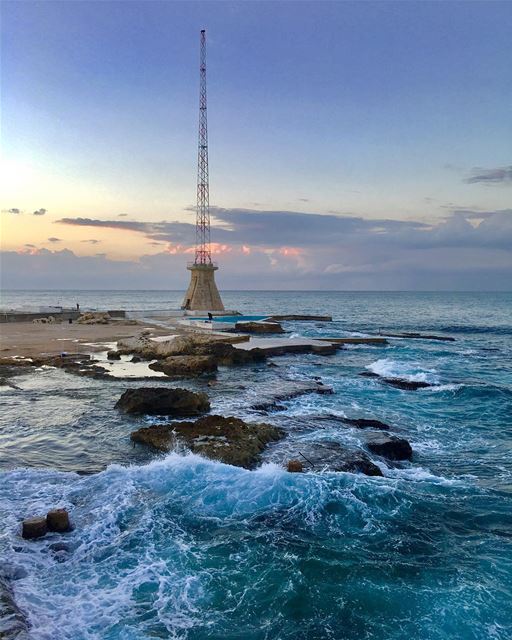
xmin=0 ymin=290 xmax=511 ymax=640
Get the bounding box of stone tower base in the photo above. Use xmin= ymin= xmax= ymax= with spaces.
xmin=182 ymin=263 xmax=225 ymax=311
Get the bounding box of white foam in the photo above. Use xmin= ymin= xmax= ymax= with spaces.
xmin=366 ymin=358 xmax=440 ymax=384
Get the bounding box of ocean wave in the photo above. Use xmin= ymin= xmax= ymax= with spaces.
xmin=365 ymin=358 xmax=440 ymax=384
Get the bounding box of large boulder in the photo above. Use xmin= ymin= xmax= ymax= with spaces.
xmin=131 ymin=415 xmax=283 ymax=468
xmin=115 ymin=387 xmax=210 ymax=416
xmin=149 ymin=355 xmax=217 ymax=377
xmin=365 ymin=434 xmax=413 ymax=460
xmin=234 ymin=321 xmax=285 ymax=334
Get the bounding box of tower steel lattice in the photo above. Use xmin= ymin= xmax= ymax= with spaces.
xmin=195 ymin=29 xmax=211 ymax=265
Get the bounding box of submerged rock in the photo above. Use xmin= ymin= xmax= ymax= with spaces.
xmin=359 ymin=371 xmax=433 ymax=390
xmin=106 ymin=350 xmax=121 ymax=360
xmin=283 ymin=442 xmax=383 ymax=477
xmin=252 ymin=380 xmax=333 ymax=412
xmin=131 ymin=415 xmax=283 ymax=468
xmin=149 ymin=355 xmax=217 ymax=377
xmin=115 ymin=387 xmax=210 ymax=416
xmin=365 ymin=434 xmax=413 ymax=461
xmin=342 ymin=418 xmax=392 ymax=431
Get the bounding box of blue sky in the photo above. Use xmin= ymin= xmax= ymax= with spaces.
xmin=1 ymin=1 xmax=511 ymax=290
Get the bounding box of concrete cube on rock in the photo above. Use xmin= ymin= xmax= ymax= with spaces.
xmin=115 ymin=387 xmax=210 ymax=416
xmin=22 ymin=517 xmax=47 ymax=539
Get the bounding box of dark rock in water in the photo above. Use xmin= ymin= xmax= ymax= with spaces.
xmin=366 ymin=434 xmax=413 ymax=461
xmin=380 ymin=331 xmax=455 ymax=342
xmin=0 ymin=576 xmax=30 ymax=639
xmin=46 ymin=509 xmax=72 ymax=533
xmin=283 ymin=442 xmax=383 ymax=477
xmin=106 ymin=350 xmax=121 ymax=360
xmin=115 ymin=387 xmax=210 ymax=416
xmin=21 ymin=517 xmax=47 ymax=539
xmin=130 ymin=355 xmax=142 ymax=363
xmin=359 ymin=371 xmax=432 ymax=390
xmin=149 ymin=355 xmax=217 ymax=377
xmin=359 ymin=371 xmax=379 ymax=378
xmin=342 ymin=418 xmax=392 ymax=431
xmin=131 ymin=415 xmax=283 ymax=468
xmin=252 ymin=380 xmax=333 ymax=412
xmin=383 ymin=378 xmax=432 ymax=390
xmin=311 ymin=343 xmax=337 ymax=355
xmin=287 ymin=459 xmax=304 ymax=472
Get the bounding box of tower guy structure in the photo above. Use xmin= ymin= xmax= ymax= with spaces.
xmin=182 ymin=29 xmax=225 ymax=312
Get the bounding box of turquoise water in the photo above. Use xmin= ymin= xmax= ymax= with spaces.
xmin=0 ymin=291 xmax=511 ymax=639
xmin=192 ymin=315 xmax=269 ymax=323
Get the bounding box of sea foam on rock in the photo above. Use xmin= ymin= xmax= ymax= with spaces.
xmin=115 ymin=387 xmax=210 ymax=416
xmin=131 ymin=415 xmax=283 ymax=468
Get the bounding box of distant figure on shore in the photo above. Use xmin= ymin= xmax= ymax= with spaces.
xmin=76 ymin=303 xmax=80 ymax=312
xmin=208 ymin=312 xmax=213 ymax=322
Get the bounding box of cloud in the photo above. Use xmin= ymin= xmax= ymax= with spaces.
xmin=2 ymin=208 xmax=21 ymax=214
xmin=9 ymin=206 xmax=503 ymax=290
xmin=118 ymin=213 xmax=128 ymax=217
xmin=47 ymin=237 xmax=62 ymax=243
xmin=33 ymin=208 xmax=47 ymax=216
xmin=80 ymin=239 xmax=101 ymax=244
xmin=464 ymin=166 xmax=512 ymax=185
xmin=24 ymin=243 xmax=36 ymax=248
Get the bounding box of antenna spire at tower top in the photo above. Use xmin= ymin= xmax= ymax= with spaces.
xmin=195 ymin=28 xmax=211 ymax=265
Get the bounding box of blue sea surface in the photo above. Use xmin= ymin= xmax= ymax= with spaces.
xmin=0 ymin=291 xmax=511 ymax=639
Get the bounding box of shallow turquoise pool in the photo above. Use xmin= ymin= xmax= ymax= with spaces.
xmin=193 ymin=314 xmax=269 ymax=323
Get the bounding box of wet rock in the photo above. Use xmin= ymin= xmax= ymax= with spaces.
xmin=46 ymin=509 xmax=72 ymax=533
xmin=287 ymin=459 xmax=304 ymax=472
xmin=311 ymin=343 xmax=337 ymax=355
xmin=359 ymin=371 xmax=432 ymax=390
xmin=0 ymin=576 xmax=30 ymax=639
xmin=106 ymin=350 xmax=121 ymax=360
xmin=342 ymin=418 xmax=392 ymax=431
xmin=193 ymin=341 xmax=266 ymax=366
xmin=115 ymin=387 xmax=210 ymax=416
xmin=149 ymin=355 xmax=217 ymax=377
xmin=284 ymin=442 xmax=383 ymax=477
xmin=380 ymin=332 xmax=455 ymax=342
xmin=21 ymin=517 xmax=47 ymax=539
xmin=234 ymin=321 xmax=285 ymax=334
xmin=366 ymin=434 xmax=413 ymax=461
xmin=130 ymin=355 xmax=142 ymax=363
xmin=383 ymin=378 xmax=432 ymax=390
xmin=131 ymin=415 xmax=283 ymax=468
xmin=252 ymin=380 xmax=333 ymax=412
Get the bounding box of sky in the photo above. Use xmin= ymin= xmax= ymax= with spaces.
xmin=1 ymin=0 xmax=511 ymax=291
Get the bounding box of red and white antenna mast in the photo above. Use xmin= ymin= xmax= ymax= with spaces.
xmin=195 ymin=29 xmax=211 ymax=265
